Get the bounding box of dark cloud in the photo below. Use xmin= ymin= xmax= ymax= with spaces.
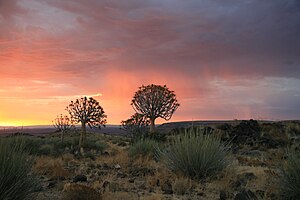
xmin=43 ymin=0 xmax=300 ymax=78
xmin=1 ymin=0 xmax=300 ymax=122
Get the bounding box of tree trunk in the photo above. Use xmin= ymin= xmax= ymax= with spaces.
xmin=150 ymin=118 xmax=155 ymax=134
xmin=79 ymin=122 xmax=86 ymax=148
xmin=61 ymin=130 xmax=65 ymax=145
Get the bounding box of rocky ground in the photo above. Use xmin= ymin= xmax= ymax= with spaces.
xmin=28 ymin=120 xmax=300 ymax=200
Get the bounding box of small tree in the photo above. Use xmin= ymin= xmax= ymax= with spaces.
xmin=131 ymin=84 xmax=179 ymax=133
xmin=52 ymin=114 xmax=73 ymax=144
xmin=121 ymin=113 xmax=150 ymax=142
xmin=66 ymin=97 xmax=107 ymax=148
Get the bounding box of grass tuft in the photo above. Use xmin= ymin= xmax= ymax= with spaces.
xmin=159 ymin=127 xmax=230 ymax=180
xmin=128 ymin=139 xmax=159 ymax=158
xmin=0 ymin=137 xmax=39 ymax=200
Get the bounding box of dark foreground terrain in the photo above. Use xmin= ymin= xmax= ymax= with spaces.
xmin=0 ymin=125 xmax=126 ymax=136
xmin=1 ymin=120 xmax=300 ymax=200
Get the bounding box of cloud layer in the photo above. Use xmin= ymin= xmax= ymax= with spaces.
xmin=0 ymin=0 xmax=299 ymax=125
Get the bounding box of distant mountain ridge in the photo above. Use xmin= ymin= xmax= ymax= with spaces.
xmin=1 ymin=120 xmax=299 ymax=136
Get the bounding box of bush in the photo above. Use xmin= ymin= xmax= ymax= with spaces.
xmin=95 ymin=141 xmax=108 ymax=154
xmin=5 ymin=136 xmax=45 ymax=155
xmin=0 ymin=137 xmax=39 ymax=200
xmin=83 ymin=139 xmax=107 ymax=153
xmin=129 ymin=131 xmax=166 ymax=143
xmin=281 ymin=148 xmax=300 ymax=199
xmin=128 ymin=139 xmax=159 ymax=158
xmin=38 ymin=144 xmax=55 ymax=156
xmin=159 ymin=128 xmax=230 ymax=180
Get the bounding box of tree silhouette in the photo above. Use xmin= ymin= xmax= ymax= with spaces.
xmin=66 ymin=97 xmax=107 ymax=148
xmin=121 ymin=113 xmax=150 ymax=142
xmin=131 ymin=84 xmax=179 ymax=133
xmin=52 ymin=114 xmax=73 ymax=144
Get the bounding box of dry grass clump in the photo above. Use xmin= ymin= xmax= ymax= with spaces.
xmin=96 ymin=148 xmax=130 ymax=167
xmin=280 ymin=148 xmax=300 ymax=199
xmin=172 ymin=177 xmax=192 ymax=195
xmin=34 ymin=157 xmax=70 ymax=179
xmin=102 ymin=191 xmax=138 ymax=200
xmin=63 ymin=183 xmax=102 ymax=200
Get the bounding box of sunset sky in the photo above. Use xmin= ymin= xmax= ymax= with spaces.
xmin=0 ymin=0 xmax=300 ymax=126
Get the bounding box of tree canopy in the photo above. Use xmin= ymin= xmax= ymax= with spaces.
xmin=66 ymin=96 xmax=107 ymax=148
xmin=131 ymin=84 xmax=179 ymax=133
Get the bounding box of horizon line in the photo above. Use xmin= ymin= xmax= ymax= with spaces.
xmin=1 ymin=118 xmax=299 ymax=128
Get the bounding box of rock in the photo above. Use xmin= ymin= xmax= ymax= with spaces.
xmin=240 ymin=172 xmax=257 ymax=182
xmin=232 ymin=173 xmax=257 ymax=190
xmin=114 ymin=164 xmax=121 ymax=169
xmin=134 ymin=178 xmax=146 ymax=189
xmin=234 ymin=189 xmax=257 ymax=200
xmin=128 ymin=177 xmax=135 ymax=183
xmin=161 ymin=180 xmax=173 ymax=194
xmin=102 ymin=163 xmax=110 ymax=170
xmin=220 ymin=190 xmax=229 ymax=200
xmin=73 ymin=174 xmax=87 ymax=182
xmin=230 ymin=120 xmax=261 ymax=145
xmin=117 ymin=172 xmax=127 ymax=178
xmin=102 ymin=180 xmax=110 ymax=189
xmin=47 ymin=180 xmax=56 ymax=188
xmin=103 ymin=151 xmax=110 ymax=156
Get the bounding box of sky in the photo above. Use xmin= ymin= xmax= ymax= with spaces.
xmin=0 ymin=0 xmax=300 ymax=126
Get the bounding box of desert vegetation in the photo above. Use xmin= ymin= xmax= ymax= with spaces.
xmin=0 ymin=137 xmax=39 ymax=200
xmin=131 ymin=84 xmax=180 ymax=133
xmin=66 ymin=97 xmax=107 ymax=149
xmin=1 ymin=84 xmax=300 ymax=200
xmin=1 ymin=120 xmax=300 ymax=199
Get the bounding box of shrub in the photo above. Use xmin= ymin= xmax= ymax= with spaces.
xmin=0 ymin=137 xmax=39 ymax=200
xmin=5 ymin=136 xmax=45 ymax=155
xmin=38 ymin=144 xmax=55 ymax=156
xmin=83 ymin=139 xmax=107 ymax=153
xmin=159 ymin=128 xmax=230 ymax=180
xmin=130 ymin=130 xmax=166 ymax=143
xmin=128 ymin=139 xmax=159 ymax=158
xmin=146 ymin=131 xmax=167 ymax=143
xmin=280 ymin=148 xmax=300 ymax=199
xmin=95 ymin=141 xmax=108 ymax=154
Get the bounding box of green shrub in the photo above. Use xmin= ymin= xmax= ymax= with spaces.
xmin=128 ymin=139 xmax=159 ymax=158
xmin=38 ymin=144 xmax=55 ymax=156
xmin=83 ymin=139 xmax=107 ymax=153
xmin=159 ymin=128 xmax=230 ymax=180
xmin=146 ymin=131 xmax=167 ymax=143
xmin=281 ymin=148 xmax=300 ymax=199
xmin=95 ymin=141 xmax=107 ymax=154
xmin=0 ymin=138 xmax=39 ymax=200
xmin=5 ymin=136 xmax=45 ymax=155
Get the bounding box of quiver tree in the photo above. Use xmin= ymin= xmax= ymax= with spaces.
xmin=131 ymin=84 xmax=180 ymax=134
xmin=66 ymin=97 xmax=107 ymax=148
xmin=52 ymin=114 xmax=73 ymax=144
xmin=121 ymin=113 xmax=150 ymax=142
